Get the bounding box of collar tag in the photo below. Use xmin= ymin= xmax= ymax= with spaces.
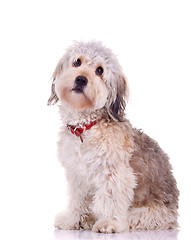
xmin=67 ymin=120 xmax=97 ymax=142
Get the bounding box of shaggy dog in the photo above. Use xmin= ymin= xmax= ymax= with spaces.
xmin=48 ymin=41 xmax=179 ymax=233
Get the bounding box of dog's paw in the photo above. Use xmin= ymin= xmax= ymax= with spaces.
xmin=54 ymin=212 xmax=80 ymax=230
xmin=79 ymin=214 xmax=95 ymax=230
xmin=92 ymin=219 xmax=125 ymax=233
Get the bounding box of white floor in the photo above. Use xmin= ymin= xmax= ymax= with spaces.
xmin=53 ymin=229 xmax=179 ymax=240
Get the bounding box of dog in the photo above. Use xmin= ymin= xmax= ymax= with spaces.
xmin=48 ymin=41 xmax=179 ymax=233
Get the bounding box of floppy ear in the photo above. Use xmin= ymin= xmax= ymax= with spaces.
xmin=47 ymin=81 xmax=58 ymax=105
xmin=108 ymin=74 xmax=128 ymax=122
xmin=47 ymin=58 xmax=63 ymax=105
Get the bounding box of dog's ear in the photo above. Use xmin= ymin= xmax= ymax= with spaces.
xmin=47 ymin=81 xmax=58 ymax=105
xmin=108 ymin=74 xmax=128 ymax=122
xmin=47 ymin=58 xmax=63 ymax=105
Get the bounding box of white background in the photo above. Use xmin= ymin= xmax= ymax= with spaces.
xmin=0 ymin=0 xmax=190 ymax=239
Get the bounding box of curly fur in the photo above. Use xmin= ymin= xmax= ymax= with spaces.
xmin=48 ymin=41 xmax=179 ymax=233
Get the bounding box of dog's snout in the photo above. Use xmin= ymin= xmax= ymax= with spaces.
xmin=75 ymin=75 xmax=88 ymax=86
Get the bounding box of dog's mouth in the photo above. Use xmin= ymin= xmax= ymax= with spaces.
xmin=72 ymin=86 xmax=84 ymax=94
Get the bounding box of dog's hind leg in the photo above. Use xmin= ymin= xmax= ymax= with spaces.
xmin=127 ymin=205 xmax=178 ymax=230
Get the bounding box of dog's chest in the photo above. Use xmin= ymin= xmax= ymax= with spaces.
xmin=59 ymin=129 xmax=101 ymax=174
xmin=59 ymin=123 xmax=133 ymax=181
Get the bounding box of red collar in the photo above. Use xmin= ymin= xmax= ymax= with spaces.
xmin=67 ymin=120 xmax=97 ymax=142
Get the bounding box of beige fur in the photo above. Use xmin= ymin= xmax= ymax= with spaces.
xmin=48 ymin=41 xmax=179 ymax=233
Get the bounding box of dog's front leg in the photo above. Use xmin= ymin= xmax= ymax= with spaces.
xmin=54 ymin=178 xmax=88 ymax=230
xmin=92 ymin=165 xmax=136 ymax=233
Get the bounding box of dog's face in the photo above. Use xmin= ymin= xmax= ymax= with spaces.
xmin=53 ymin=54 xmax=109 ymax=111
xmin=48 ymin=41 xmax=128 ymax=121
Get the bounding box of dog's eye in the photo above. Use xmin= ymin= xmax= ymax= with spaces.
xmin=96 ymin=66 xmax=104 ymax=76
xmin=73 ymin=58 xmax=81 ymax=67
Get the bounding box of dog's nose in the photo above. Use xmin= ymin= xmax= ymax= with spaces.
xmin=75 ymin=75 xmax=88 ymax=86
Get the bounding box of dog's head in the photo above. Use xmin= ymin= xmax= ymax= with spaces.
xmin=48 ymin=41 xmax=128 ymax=121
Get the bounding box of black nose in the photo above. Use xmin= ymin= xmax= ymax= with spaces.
xmin=75 ymin=75 xmax=88 ymax=86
